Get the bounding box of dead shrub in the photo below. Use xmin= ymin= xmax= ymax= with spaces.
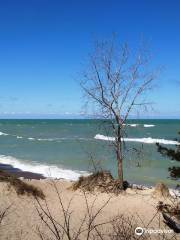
xmin=71 ymin=171 xmax=129 ymax=194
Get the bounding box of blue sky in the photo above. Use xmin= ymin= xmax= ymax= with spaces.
xmin=0 ymin=0 xmax=179 ymax=118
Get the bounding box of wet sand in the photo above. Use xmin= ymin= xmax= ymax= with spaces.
xmin=0 ymin=163 xmax=45 ymax=179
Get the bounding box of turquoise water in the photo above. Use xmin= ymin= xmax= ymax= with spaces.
xmin=0 ymin=119 xmax=179 ymax=187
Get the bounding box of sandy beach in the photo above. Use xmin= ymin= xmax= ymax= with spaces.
xmin=0 ymin=176 xmax=178 ymax=240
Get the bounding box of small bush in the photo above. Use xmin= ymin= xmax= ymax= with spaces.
xmin=72 ymin=171 xmax=129 ymax=194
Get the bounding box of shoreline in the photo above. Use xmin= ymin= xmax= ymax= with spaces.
xmin=0 ymin=163 xmax=45 ymax=180
xmin=0 ymin=163 xmax=179 ymax=197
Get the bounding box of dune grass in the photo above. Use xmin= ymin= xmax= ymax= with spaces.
xmin=0 ymin=170 xmax=45 ymax=199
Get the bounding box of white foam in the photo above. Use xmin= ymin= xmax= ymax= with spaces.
xmin=0 ymin=132 xmax=9 ymax=136
xmin=95 ymin=134 xmax=115 ymax=141
xmin=144 ymin=124 xmax=155 ymax=127
xmin=28 ymin=137 xmax=35 ymax=140
xmin=94 ymin=134 xmax=180 ymax=145
xmin=123 ymin=123 xmax=155 ymax=127
xmin=37 ymin=137 xmax=91 ymax=142
xmin=16 ymin=136 xmax=23 ymax=139
xmin=0 ymin=155 xmax=88 ymax=181
xmin=37 ymin=138 xmax=56 ymax=141
xmin=37 ymin=137 xmax=72 ymax=142
xmin=128 ymin=124 xmax=139 ymax=127
xmin=123 ymin=124 xmax=138 ymax=127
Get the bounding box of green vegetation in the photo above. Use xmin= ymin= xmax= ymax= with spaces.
xmin=156 ymin=132 xmax=180 ymax=180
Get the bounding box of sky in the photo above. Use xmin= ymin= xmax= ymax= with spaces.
xmin=0 ymin=0 xmax=179 ymax=119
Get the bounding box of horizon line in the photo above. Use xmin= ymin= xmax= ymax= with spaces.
xmin=0 ymin=117 xmax=179 ymax=120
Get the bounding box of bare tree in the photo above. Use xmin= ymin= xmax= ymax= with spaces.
xmin=80 ymin=37 xmax=159 ymax=189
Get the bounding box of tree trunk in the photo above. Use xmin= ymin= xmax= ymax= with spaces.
xmin=116 ymin=124 xmax=124 ymax=189
xmin=116 ymin=145 xmax=123 ymax=189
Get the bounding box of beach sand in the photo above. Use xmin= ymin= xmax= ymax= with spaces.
xmin=0 ymin=177 xmax=177 ymax=240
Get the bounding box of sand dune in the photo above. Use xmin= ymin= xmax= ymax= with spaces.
xmin=0 ymin=179 xmax=178 ymax=240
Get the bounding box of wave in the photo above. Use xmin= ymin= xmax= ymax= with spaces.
xmin=16 ymin=136 xmax=23 ymax=139
xmin=35 ymin=137 xmax=92 ymax=142
xmin=0 ymin=155 xmax=88 ymax=181
xmin=37 ymin=138 xmax=57 ymax=141
xmin=94 ymin=134 xmax=180 ymax=145
xmin=144 ymin=124 xmax=155 ymax=128
xmin=95 ymin=134 xmax=115 ymax=141
xmin=0 ymin=131 xmax=9 ymax=136
xmin=123 ymin=124 xmax=139 ymax=127
xmin=128 ymin=124 xmax=139 ymax=127
xmin=0 ymin=132 xmax=23 ymax=139
xmin=28 ymin=137 xmax=36 ymax=140
xmin=123 ymin=123 xmax=155 ymax=128
xmin=0 ymin=133 xmax=91 ymax=142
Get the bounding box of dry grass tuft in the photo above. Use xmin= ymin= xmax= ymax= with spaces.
xmin=0 ymin=170 xmax=45 ymax=199
xmin=71 ymin=171 xmax=129 ymax=194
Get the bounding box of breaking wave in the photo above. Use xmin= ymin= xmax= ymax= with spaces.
xmin=128 ymin=124 xmax=139 ymax=127
xmin=28 ymin=137 xmax=92 ymax=142
xmin=0 ymin=155 xmax=88 ymax=181
xmin=144 ymin=124 xmax=155 ymax=127
xmin=94 ymin=134 xmax=180 ymax=145
xmin=0 ymin=131 xmax=9 ymax=136
xmin=16 ymin=136 xmax=23 ymax=139
xmin=123 ymin=124 xmax=155 ymax=128
xmin=27 ymin=137 xmax=36 ymax=140
xmin=123 ymin=124 xmax=139 ymax=127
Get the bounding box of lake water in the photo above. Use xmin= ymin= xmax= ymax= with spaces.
xmin=0 ymin=119 xmax=179 ymax=187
